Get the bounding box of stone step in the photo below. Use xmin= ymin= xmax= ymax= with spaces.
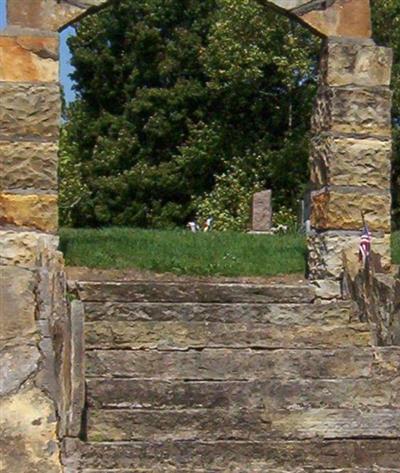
xmin=68 ymin=439 xmax=400 ymax=471
xmin=86 ymin=347 xmax=400 ymax=380
xmin=76 ymin=281 xmax=315 ymax=303
xmin=80 ymin=469 xmax=400 ymax=473
xmin=87 ymin=378 xmax=400 ymax=410
xmin=86 ymin=408 xmax=400 ymax=442
xmin=83 ymin=301 xmax=352 ymax=324
xmin=85 ymin=320 xmax=370 ymax=350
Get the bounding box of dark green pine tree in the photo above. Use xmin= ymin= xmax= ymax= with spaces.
xmin=61 ymin=0 xmax=319 ymax=228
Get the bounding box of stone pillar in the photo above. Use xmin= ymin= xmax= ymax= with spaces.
xmin=308 ymin=38 xmax=393 ymax=279
xmin=0 ymin=26 xmax=67 ymax=473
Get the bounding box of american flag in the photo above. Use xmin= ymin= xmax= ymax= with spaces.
xmin=359 ymin=225 xmax=372 ymax=264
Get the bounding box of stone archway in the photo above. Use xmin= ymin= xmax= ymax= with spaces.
xmin=0 ymin=1 xmax=393 ymax=471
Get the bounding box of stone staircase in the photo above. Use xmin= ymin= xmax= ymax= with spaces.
xmin=68 ymin=280 xmax=400 ymax=472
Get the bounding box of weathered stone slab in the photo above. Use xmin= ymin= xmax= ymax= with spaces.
xmin=86 ymin=347 xmax=400 ymax=380
xmin=0 ymin=230 xmax=58 ymax=268
xmin=0 ymin=82 xmax=60 ymax=140
xmin=0 ymin=385 xmax=62 ymax=473
xmin=1 ymin=141 xmax=58 ymax=191
xmin=0 ymin=36 xmax=58 ymax=82
xmin=87 ymin=378 xmax=399 ymax=410
xmin=77 ymin=282 xmax=315 ymax=303
xmin=77 ymin=439 xmax=400 ymax=470
xmin=308 ymin=231 xmax=391 ymax=279
xmin=311 ymin=189 xmax=391 ymax=232
xmin=312 ymin=86 xmax=392 ymax=138
xmin=0 ymin=266 xmax=36 ymax=344
xmin=251 ymin=190 xmax=272 ymax=232
xmin=84 ymin=320 xmax=370 ymax=349
xmin=310 ymin=136 xmax=391 ymax=190
xmin=0 ymin=345 xmax=40 ymax=396
xmin=295 ymin=0 xmax=371 ymax=39
xmin=87 ymin=407 xmax=400 ymax=441
xmin=320 ymin=40 xmax=392 ymax=87
xmin=83 ymin=300 xmax=354 ymax=324
xmin=8 ymin=0 xmax=111 ymax=31
xmin=0 ymin=193 xmax=58 ymax=232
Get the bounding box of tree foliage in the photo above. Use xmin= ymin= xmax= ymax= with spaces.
xmin=372 ymin=0 xmax=400 ymax=228
xmin=60 ymin=0 xmax=318 ymax=228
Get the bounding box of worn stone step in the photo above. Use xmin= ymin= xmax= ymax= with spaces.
xmin=76 ymin=281 xmax=315 ymax=303
xmin=86 ymin=408 xmax=400 ymax=441
xmin=70 ymin=439 xmax=400 ymax=470
xmin=86 ymin=347 xmax=400 ymax=380
xmin=83 ymin=301 xmax=353 ymax=324
xmin=81 ymin=465 xmax=400 ymax=473
xmin=87 ymin=378 xmax=400 ymax=410
xmin=85 ymin=320 xmax=370 ymax=350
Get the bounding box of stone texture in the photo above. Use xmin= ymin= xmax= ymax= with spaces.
xmin=311 ymin=189 xmax=391 ymax=232
xmin=76 ymin=281 xmax=315 ymax=303
xmin=320 ymin=40 xmax=393 ymax=87
xmin=77 ymin=439 xmax=400 ymax=470
xmin=252 ymin=190 xmax=272 ymax=232
xmin=83 ymin=300 xmax=354 ymax=324
xmin=86 ymin=347 xmax=400 ymax=380
xmin=0 ymin=193 xmax=58 ymax=232
xmin=0 ymin=266 xmax=36 ymax=344
xmin=0 ymin=230 xmax=58 ymax=268
xmin=344 ymin=252 xmax=400 ymax=346
xmin=87 ymin=377 xmax=399 ymax=410
xmin=87 ymin=407 xmax=400 ymax=442
xmin=0 ymin=385 xmax=62 ymax=473
xmin=0 ymin=82 xmax=60 ymax=140
xmin=308 ymin=231 xmax=391 ymax=279
xmin=310 ymin=136 xmax=392 ymax=190
xmin=85 ymin=320 xmax=370 ymax=349
xmin=0 ymin=345 xmax=40 ymax=396
xmin=0 ymin=35 xmax=58 ymax=82
xmin=0 ymin=141 xmax=58 ymax=191
xmin=8 ymin=0 xmax=112 ymax=31
xmin=312 ymin=86 xmax=392 ymax=138
xmin=296 ymin=0 xmax=371 ymax=39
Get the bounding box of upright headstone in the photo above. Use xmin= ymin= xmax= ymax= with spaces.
xmin=252 ymin=190 xmax=272 ymax=233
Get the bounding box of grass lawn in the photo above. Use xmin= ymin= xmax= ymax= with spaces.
xmin=393 ymin=231 xmax=400 ymax=264
xmin=60 ymin=227 xmax=307 ymax=277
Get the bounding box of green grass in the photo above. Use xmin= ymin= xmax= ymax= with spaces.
xmin=60 ymin=227 xmax=307 ymax=277
xmin=393 ymin=231 xmax=400 ymax=264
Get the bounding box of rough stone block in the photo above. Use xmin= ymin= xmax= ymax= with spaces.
xmin=312 ymin=86 xmax=392 ymax=138
xmin=0 ymin=266 xmax=36 ymax=344
xmin=296 ymin=0 xmax=371 ymax=39
xmin=0 ymin=82 xmax=60 ymax=140
xmin=252 ymin=190 xmax=272 ymax=232
xmin=0 ymin=230 xmax=58 ymax=268
xmin=0 ymin=36 xmax=58 ymax=82
xmin=320 ymin=40 xmax=392 ymax=87
xmin=0 ymin=193 xmax=58 ymax=232
xmin=307 ymin=231 xmax=391 ymax=279
xmin=310 ymin=136 xmax=391 ymax=190
xmin=311 ymin=189 xmax=391 ymax=232
xmin=0 ymin=345 xmax=40 ymax=396
xmin=0 ymin=141 xmax=58 ymax=191
xmin=8 ymin=0 xmax=110 ymax=31
xmin=0 ymin=385 xmax=62 ymax=473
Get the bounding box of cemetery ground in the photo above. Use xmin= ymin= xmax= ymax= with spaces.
xmin=60 ymin=228 xmax=400 ymax=277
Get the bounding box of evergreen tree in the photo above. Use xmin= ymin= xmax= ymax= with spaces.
xmin=60 ymin=0 xmax=318 ymax=228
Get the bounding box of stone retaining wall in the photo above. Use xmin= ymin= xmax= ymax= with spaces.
xmin=344 ymin=254 xmax=400 ymax=346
